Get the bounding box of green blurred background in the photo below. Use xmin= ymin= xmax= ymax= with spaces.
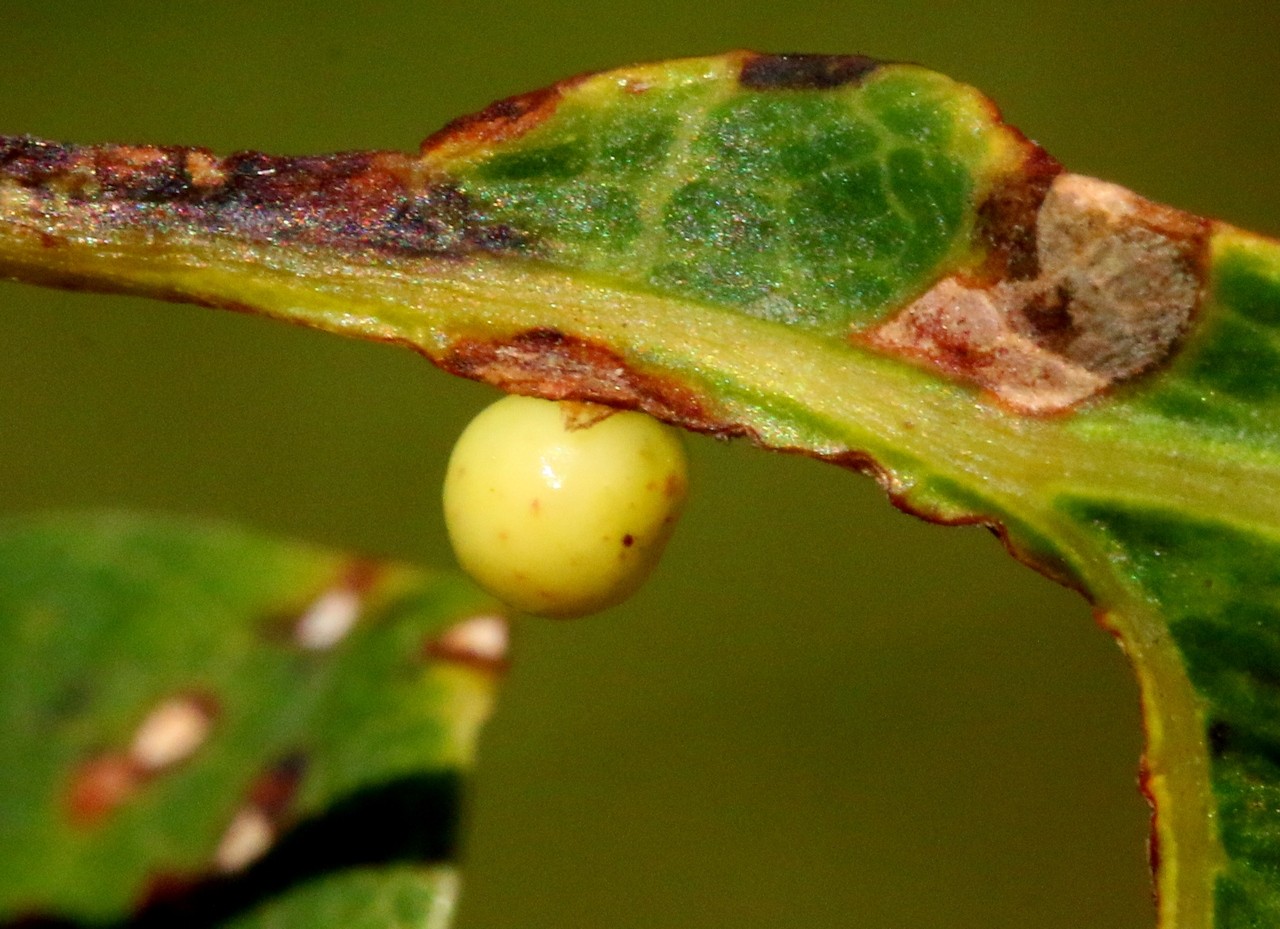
xmin=2 ymin=3 xmax=1277 ymax=927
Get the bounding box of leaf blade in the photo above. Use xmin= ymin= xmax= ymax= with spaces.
xmin=0 ymin=512 xmax=504 ymax=925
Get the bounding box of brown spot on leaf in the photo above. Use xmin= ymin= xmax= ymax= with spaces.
xmin=67 ymin=693 xmax=222 ymax=826
xmin=202 ymin=150 xmax=525 ymax=256
xmin=865 ymin=173 xmax=1208 ymax=414
xmin=738 ymin=52 xmax=882 ymax=90
xmin=0 ymin=136 xmax=77 ymax=188
xmin=1027 ymin=174 xmax=1207 ymax=380
xmin=131 ymin=871 xmax=206 ymax=915
xmin=440 ymin=328 xmax=744 ymax=437
xmin=67 ymin=753 xmax=141 ymax=826
xmin=1019 ymin=283 xmax=1076 ymax=349
xmin=975 ymin=144 xmax=1064 ymax=280
xmin=421 ymin=71 xmax=591 ymax=157
xmin=184 ymin=149 xmax=225 ymax=188
xmin=92 ymin=145 xmax=193 ymax=202
xmin=248 ymin=754 xmax=308 ymax=818
xmin=865 ymin=276 xmax=1109 ymax=413
xmin=210 ymin=755 xmax=306 ymax=875
xmin=1137 ymin=754 xmax=1162 ymax=888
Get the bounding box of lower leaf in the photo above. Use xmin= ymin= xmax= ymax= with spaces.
xmin=0 ymin=512 xmax=505 ymax=927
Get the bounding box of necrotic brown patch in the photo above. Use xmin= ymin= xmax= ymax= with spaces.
xmin=975 ymin=144 xmax=1064 ymax=281
xmin=738 ymin=53 xmax=882 ymax=90
xmin=865 ymin=173 xmax=1208 ymax=414
xmin=419 ymin=68 xmax=598 ymax=158
xmin=1025 ymin=174 xmax=1207 ymax=381
xmin=0 ymin=136 xmax=76 ymax=187
xmin=440 ymin=328 xmax=745 ymax=436
xmin=210 ymin=754 xmax=308 ymax=874
xmin=0 ymin=136 xmax=531 ymax=259
xmin=248 ymin=754 xmax=308 ymax=819
xmin=67 ymin=753 xmax=140 ymax=826
xmin=93 ymin=145 xmax=194 ymax=201
xmin=66 ymin=693 xmax=221 ymax=826
xmin=865 ymin=277 xmax=1108 ymax=413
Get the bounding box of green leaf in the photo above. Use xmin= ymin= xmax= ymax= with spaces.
xmin=0 ymin=512 xmax=505 ymax=926
xmin=221 ymin=866 xmax=458 ymax=929
xmin=2 ymin=51 xmax=1279 ymax=928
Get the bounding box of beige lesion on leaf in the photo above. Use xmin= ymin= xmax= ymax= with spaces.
xmin=865 ymin=173 xmax=1208 ymax=414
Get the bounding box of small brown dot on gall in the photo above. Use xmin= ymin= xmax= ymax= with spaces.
xmin=622 ymin=534 xmax=634 ymax=547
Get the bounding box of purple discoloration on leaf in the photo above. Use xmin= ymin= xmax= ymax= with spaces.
xmin=0 ymin=136 xmax=529 ymax=259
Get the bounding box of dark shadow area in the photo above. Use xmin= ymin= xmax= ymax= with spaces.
xmin=4 ymin=771 xmax=462 ymax=929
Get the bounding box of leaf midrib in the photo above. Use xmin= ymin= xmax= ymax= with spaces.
xmin=3 ymin=219 xmax=1274 ymax=543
